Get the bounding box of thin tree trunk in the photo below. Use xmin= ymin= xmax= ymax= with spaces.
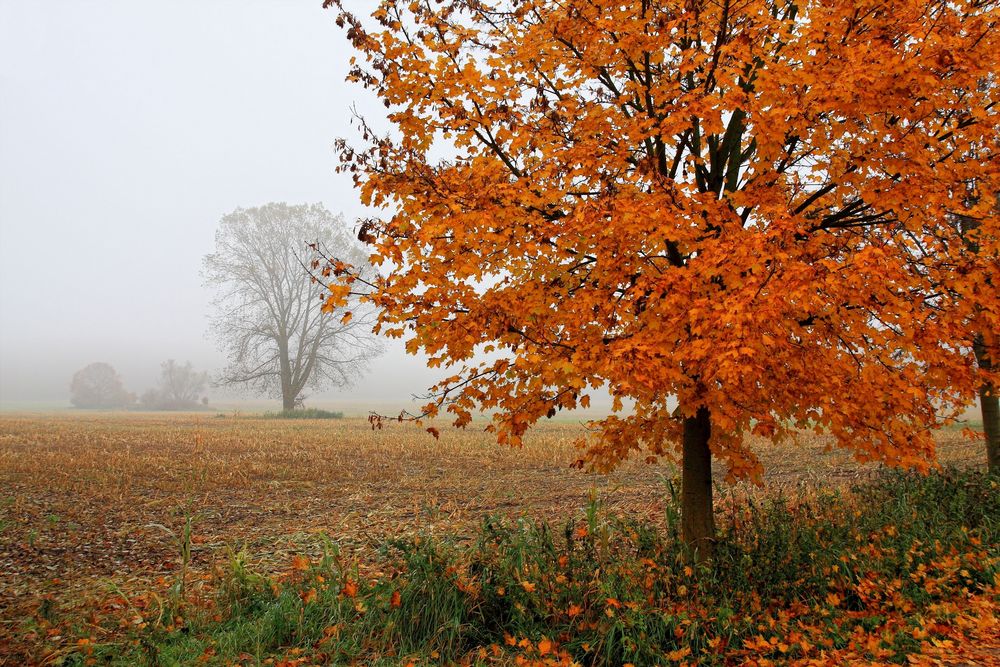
xmin=981 ymin=384 xmax=999 ymax=475
xmin=278 ymin=338 xmax=295 ymax=411
xmin=960 ymin=203 xmax=999 ymax=474
xmin=682 ymin=406 xmax=715 ymax=560
xmin=974 ymin=337 xmax=1000 ymax=475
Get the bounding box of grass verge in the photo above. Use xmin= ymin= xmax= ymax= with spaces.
xmin=63 ymin=469 xmax=1000 ymax=665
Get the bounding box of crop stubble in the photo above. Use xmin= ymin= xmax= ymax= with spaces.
xmin=0 ymin=412 xmax=987 ymax=657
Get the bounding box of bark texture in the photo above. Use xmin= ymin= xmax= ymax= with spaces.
xmin=974 ymin=337 xmax=1000 ymax=475
xmin=682 ymin=406 xmax=715 ymax=559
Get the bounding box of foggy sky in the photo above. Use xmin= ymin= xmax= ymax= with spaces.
xmin=0 ymin=0 xmax=444 ymax=410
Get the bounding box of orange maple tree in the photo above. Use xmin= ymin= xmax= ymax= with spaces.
xmin=321 ymin=0 xmax=1000 ymax=552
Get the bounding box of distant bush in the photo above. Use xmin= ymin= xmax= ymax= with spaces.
xmin=260 ymin=408 xmax=344 ymax=420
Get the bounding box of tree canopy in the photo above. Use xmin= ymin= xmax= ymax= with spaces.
xmin=70 ymin=362 xmax=132 ymax=409
xmin=323 ymin=0 xmax=999 ymax=547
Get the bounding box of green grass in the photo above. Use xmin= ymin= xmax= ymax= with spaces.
xmin=75 ymin=469 xmax=999 ymax=666
xmin=259 ymin=408 xmax=344 ymax=420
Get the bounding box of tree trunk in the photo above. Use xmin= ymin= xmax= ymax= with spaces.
xmin=682 ymin=406 xmax=715 ymax=560
xmin=278 ymin=338 xmax=295 ymax=412
xmin=974 ymin=336 xmax=1000 ymax=475
xmin=981 ymin=384 xmax=999 ymax=475
xmin=959 ymin=204 xmax=999 ymax=474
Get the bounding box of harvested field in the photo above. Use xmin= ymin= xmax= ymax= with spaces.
xmin=0 ymin=413 xmax=990 ymax=664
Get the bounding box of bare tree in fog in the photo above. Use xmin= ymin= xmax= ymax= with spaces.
xmin=203 ymin=203 xmax=380 ymax=410
xmin=140 ymin=359 xmax=208 ymax=410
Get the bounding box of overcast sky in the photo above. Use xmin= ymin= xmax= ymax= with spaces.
xmin=0 ymin=0 xmax=447 ymax=410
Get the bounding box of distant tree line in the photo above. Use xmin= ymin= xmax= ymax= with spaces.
xmin=70 ymin=360 xmax=208 ymax=411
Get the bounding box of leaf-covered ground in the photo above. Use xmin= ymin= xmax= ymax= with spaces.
xmin=0 ymin=413 xmax=995 ymax=665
